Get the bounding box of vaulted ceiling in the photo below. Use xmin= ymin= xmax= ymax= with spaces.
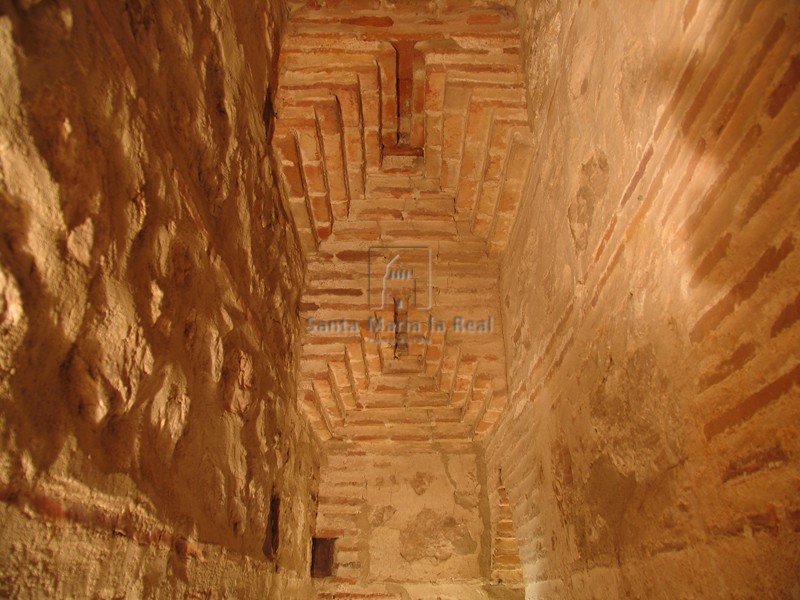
xmin=271 ymin=5 xmax=533 ymax=441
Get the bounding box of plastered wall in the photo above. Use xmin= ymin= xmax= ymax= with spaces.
xmin=314 ymin=440 xmax=525 ymax=600
xmin=0 ymin=1 xmax=320 ymax=597
xmin=488 ymin=0 xmax=800 ymax=598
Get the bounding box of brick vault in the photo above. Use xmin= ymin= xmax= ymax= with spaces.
xmin=273 ymin=5 xmax=532 ymax=443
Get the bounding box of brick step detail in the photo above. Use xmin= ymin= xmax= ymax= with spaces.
xmin=491 ymin=484 xmax=524 ymax=582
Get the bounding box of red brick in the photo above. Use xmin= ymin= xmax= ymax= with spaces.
xmin=771 ymin=292 xmax=800 ymax=337
xmin=690 ymin=233 xmax=732 ymax=289
xmin=768 ymin=54 xmax=800 ymax=118
xmin=690 ymin=236 xmax=795 ymax=343
xmin=705 ymin=363 xmax=800 ymax=439
xmin=466 ymin=13 xmax=502 ymax=25
xmin=698 ymin=342 xmax=757 ymax=391
xmin=341 ymin=16 xmax=394 ymax=27
xmin=722 ymin=444 xmax=789 ymax=482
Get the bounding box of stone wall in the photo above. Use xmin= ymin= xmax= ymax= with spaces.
xmin=487 ymin=0 xmax=800 ymax=597
xmin=0 ymin=1 xmax=320 ymax=597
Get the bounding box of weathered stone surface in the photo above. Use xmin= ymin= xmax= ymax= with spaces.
xmin=399 ymin=507 xmax=476 ymax=563
xmin=409 ymin=471 xmax=435 ymax=495
xmin=0 ymin=0 xmax=320 ymax=597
